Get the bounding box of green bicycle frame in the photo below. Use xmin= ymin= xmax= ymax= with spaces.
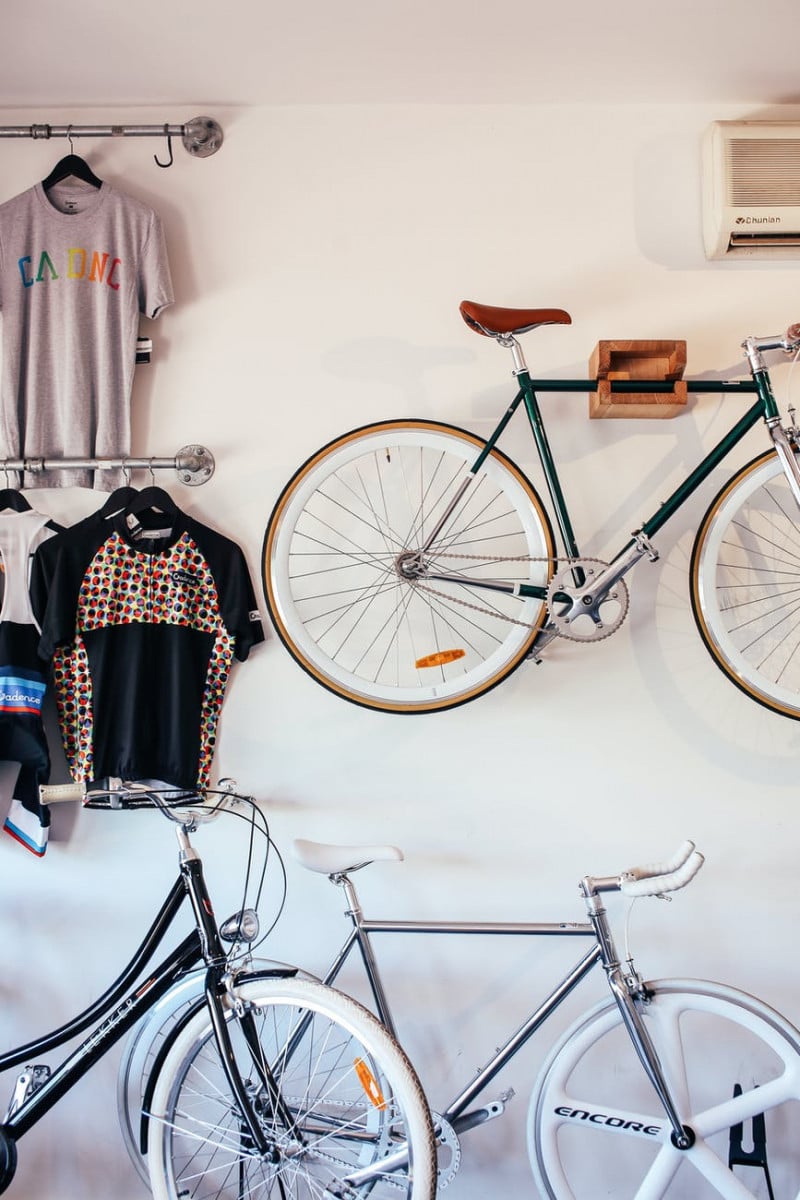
xmin=469 ymin=368 xmax=772 ymax=602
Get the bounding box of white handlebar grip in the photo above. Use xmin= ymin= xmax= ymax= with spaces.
xmin=38 ymin=782 xmax=87 ymax=804
xmin=620 ymin=849 xmax=704 ymax=897
xmin=623 ymin=840 xmax=696 ymax=882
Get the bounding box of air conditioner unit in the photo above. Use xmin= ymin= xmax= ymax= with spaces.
xmin=702 ymin=120 xmax=800 ymax=259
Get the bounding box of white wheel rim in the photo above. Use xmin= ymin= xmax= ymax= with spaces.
xmin=267 ymin=425 xmax=551 ymax=707
xmin=695 ymin=455 xmax=800 ymax=715
xmin=530 ymin=980 xmax=800 ymax=1199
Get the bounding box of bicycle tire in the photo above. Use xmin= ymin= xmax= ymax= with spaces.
xmin=117 ymin=971 xmax=207 ymax=1184
xmin=528 ymin=978 xmax=800 ymax=1198
xmin=691 ymin=449 xmax=800 ymax=720
xmin=147 ymin=976 xmax=437 ymax=1200
xmin=118 ymin=963 xmax=321 ymax=1185
xmin=263 ymin=419 xmax=555 ymax=713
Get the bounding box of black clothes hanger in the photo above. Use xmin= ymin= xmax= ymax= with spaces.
xmin=125 ymin=486 xmax=177 ymax=518
xmin=42 ymin=153 xmax=102 ymax=191
xmin=98 ymin=485 xmax=138 ymax=519
xmin=124 ymin=486 xmax=179 ymax=537
xmin=0 ymin=488 xmax=32 ymax=513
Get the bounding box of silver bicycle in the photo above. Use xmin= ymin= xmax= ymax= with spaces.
xmin=121 ymin=835 xmax=800 ymax=1198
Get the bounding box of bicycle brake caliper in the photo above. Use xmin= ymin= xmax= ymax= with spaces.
xmin=223 ymin=971 xmax=246 ymax=1018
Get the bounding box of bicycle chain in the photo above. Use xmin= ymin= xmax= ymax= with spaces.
xmin=411 ymin=553 xmax=629 ymax=643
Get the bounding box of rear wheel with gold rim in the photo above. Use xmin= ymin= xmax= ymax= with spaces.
xmin=263 ymin=420 xmax=555 ymax=713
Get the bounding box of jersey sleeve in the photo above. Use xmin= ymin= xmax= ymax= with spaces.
xmin=222 ymin=544 xmax=265 ymax=661
xmin=139 ymin=208 xmax=174 ymax=319
xmin=34 ymin=534 xmax=93 ymax=661
xmin=192 ymin=521 xmax=264 ymax=660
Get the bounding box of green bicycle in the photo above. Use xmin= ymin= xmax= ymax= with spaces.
xmin=263 ymin=302 xmax=800 ymax=715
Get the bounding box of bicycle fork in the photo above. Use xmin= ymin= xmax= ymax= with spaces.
xmin=581 ymin=884 xmax=694 ymax=1151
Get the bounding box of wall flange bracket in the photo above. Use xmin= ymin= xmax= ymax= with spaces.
xmin=176 ymin=445 xmax=215 ymax=485
xmin=182 ymin=117 xmax=224 ymax=158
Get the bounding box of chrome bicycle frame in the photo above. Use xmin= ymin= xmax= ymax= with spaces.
xmin=319 ymin=869 xmax=691 ymax=1145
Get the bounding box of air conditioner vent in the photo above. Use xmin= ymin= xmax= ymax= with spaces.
xmin=703 ymin=121 xmax=800 ymax=258
xmin=727 ymin=138 xmax=800 ymax=206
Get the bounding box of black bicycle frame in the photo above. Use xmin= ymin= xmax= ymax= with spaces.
xmin=0 ymin=876 xmax=204 ymax=1141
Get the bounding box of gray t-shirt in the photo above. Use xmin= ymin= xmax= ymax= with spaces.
xmin=0 ymin=180 xmax=174 ymax=489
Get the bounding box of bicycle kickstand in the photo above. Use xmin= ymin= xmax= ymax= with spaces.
xmin=728 ymin=1083 xmax=775 ymax=1200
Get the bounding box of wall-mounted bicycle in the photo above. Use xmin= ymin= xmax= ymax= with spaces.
xmin=263 ymin=304 xmax=800 ymax=715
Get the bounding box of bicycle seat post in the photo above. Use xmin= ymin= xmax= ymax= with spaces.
xmin=497 ymin=333 xmax=528 ymax=376
xmin=332 ymin=871 xmax=363 ymax=924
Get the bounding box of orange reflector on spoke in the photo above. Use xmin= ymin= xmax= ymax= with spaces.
xmin=355 ymin=1058 xmax=386 ymax=1110
xmin=415 ymin=649 xmax=466 ymax=669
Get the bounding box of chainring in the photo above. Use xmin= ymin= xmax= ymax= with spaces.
xmin=546 ymin=558 xmax=630 ymax=642
xmin=432 ymin=1112 xmax=461 ymax=1188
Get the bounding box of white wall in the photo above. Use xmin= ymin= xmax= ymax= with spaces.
xmin=2 ymin=100 xmax=800 ymax=1198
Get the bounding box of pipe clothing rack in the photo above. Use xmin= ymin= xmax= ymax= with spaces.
xmin=0 ymin=445 xmax=215 ymax=486
xmin=0 ymin=116 xmax=223 ymax=161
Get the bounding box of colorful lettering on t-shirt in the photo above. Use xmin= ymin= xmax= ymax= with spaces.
xmin=17 ymin=249 xmax=122 ymax=290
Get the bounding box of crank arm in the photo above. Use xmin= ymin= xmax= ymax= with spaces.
xmin=550 ymin=538 xmax=653 ymax=610
xmin=450 ymin=1095 xmax=510 ymax=1135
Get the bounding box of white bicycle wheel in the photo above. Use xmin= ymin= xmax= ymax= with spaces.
xmin=147 ymin=976 xmax=437 ymax=1200
xmin=529 ymin=978 xmax=800 ymax=1199
xmin=263 ymin=420 xmax=554 ymax=713
xmin=691 ymin=449 xmax=800 ymax=720
xmin=117 ymin=963 xmax=313 ymax=1185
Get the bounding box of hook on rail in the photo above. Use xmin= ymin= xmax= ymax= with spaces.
xmin=154 ymin=125 xmax=174 ymax=169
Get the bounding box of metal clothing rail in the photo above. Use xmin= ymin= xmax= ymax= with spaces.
xmin=0 ymin=116 xmax=223 ymax=161
xmin=0 ymin=445 xmax=215 ymax=486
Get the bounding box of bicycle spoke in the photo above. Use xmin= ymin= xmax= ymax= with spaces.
xmin=692 ymin=451 xmax=800 ymax=718
xmin=148 ymin=980 xmax=435 ymax=1199
xmin=264 ymin=422 xmax=554 ymax=710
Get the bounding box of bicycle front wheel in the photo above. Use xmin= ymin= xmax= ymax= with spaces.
xmin=691 ymin=449 xmax=800 ymax=720
xmin=117 ymin=962 xmax=316 ymax=1184
xmin=529 ymin=978 xmax=800 ymax=1199
xmin=147 ymin=977 xmax=437 ymax=1200
xmin=117 ymin=971 xmax=206 ymax=1184
xmin=263 ymin=420 xmax=555 ymax=713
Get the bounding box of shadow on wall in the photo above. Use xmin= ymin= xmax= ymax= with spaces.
xmin=320 ymin=337 xmax=473 ymax=412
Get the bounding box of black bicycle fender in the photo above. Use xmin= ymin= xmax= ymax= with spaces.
xmin=137 ymin=965 xmax=300 ymax=1153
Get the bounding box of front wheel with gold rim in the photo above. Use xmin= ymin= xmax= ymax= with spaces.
xmin=262 ymin=420 xmax=555 ymax=713
xmin=691 ymin=449 xmax=800 ymax=720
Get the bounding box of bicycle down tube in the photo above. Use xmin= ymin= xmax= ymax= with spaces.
xmin=0 ymin=881 xmax=203 ymax=1141
xmin=419 ymin=368 xmax=782 ymax=607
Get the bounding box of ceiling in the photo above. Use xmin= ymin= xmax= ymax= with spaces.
xmin=3 ymin=0 xmax=800 ymax=108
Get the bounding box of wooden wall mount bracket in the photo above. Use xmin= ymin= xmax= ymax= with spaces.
xmin=589 ymin=339 xmax=688 ymax=419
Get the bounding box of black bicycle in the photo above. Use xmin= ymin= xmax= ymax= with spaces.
xmin=0 ymin=782 xmax=436 ymax=1200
